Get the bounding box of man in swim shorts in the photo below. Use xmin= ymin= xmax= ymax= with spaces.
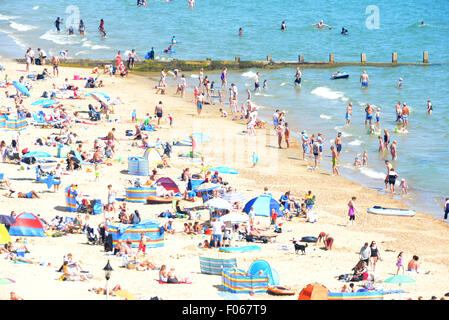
xmin=52 ymin=56 xmax=60 ymax=77
xmin=334 ymin=132 xmax=342 ymax=161
xmin=330 ymin=146 xmax=339 ymax=176
xmin=401 ymin=102 xmax=409 ymax=128
xmin=360 ymin=71 xmax=369 ymax=88
xmin=365 ymin=104 xmax=374 ymax=126
xmin=154 ymin=101 xmax=164 ymax=126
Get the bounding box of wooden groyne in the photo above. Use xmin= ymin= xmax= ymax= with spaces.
xmin=14 ymin=52 xmax=438 ymax=72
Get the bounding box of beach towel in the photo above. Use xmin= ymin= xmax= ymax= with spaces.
xmin=156 ymin=280 xmax=192 ymax=285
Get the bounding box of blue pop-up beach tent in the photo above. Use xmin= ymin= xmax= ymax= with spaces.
xmin=242 ymin=194 xmax=283 ymax=217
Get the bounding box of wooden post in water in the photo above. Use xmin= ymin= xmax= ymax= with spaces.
xmin=298 ymin=55 xmax=304 ymax=63
xmin=235 ymin=56 xmax=240 ymax=63
xmin=423 ymin=51 xmax=429 ymax=63
xmin=392 ymin=52 xmax=398 ymax=64
xmin=361 ymin=53 xmax=366 ymax=64
xmin=329 ymin=53 xmax=335 ymax=64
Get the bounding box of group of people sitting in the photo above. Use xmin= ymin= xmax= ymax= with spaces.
xmin=118 ymin=204 xmax=141 ymax=224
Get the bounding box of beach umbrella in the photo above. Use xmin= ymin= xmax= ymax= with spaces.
xmin=205 ymin=197 xmax=232 ymax=210
xmin=85 ymin=91 xmax=110 ymax=99
xmin=221 ymin=192 xmax=246 ymax=204
xmin=219 ymin=212 xmax=249 ymax=224
xmin=31 ymin=99 xmax=58 ymax=107
xmin=209 ymin=166 xmax=238 ymax=175
xmin=194 ymin=183 xmax=220 ymax=193
xmin=0 ymin=278 xmax=15 ymax=285
xmin=22 ymin=151 xmax=52 ymax=158
xmin=191 ymin=132 xmax=211 ymax=142
xmin=13 ymin=81 xmax=30 ymax=97
xmin=384 ymin=275 xmax=416 ymax=285
xmin=91 ymin=92 xmax=110 ymax=106
xmin=242 ymin=194 xmax=282 ymax=217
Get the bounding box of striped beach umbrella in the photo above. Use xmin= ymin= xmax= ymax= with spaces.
xmin=221 ymin=192 xmax=246 ymax=204
xmin=205 ymin=197 xmax=232 ymax=210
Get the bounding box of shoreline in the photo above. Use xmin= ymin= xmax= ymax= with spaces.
xmin=1 ymin=60 xmax=448 ymax=300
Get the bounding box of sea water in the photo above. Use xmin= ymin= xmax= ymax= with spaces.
xmin=1 ymin=0 xmax=448 ymax=219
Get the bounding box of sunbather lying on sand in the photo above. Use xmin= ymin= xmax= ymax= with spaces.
xmin=89 ymin=284 xmax=122 ymax=295
xmin=5 ymin=190 xmax=40 ymax=199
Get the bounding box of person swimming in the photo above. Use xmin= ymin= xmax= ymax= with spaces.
xmin=312 ymin=20 xmax=332 ymax=29
xmin=341 ymin=27 xmax=348 ymax=35
xmin=171 ymin=36 xmax=177 ymax=44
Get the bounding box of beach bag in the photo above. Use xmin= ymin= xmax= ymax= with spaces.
xmin=92 ymin=200 xmax=102 ymax=215
xmin=35 ymin=58 xmax=41 ymax=66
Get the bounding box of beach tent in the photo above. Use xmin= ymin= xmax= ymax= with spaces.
xmin=248 ymin=260 xmax=280 ymax=286
xmin=298 ymin=283 xmax=329 ymax=300
xmin=65 ymin=185 xmax=80 ymax=212
xmin=128 ymin=156 xmax=150 ymax=176
xmin=155 ymin=177 xmax=180 ymax=194
xmin=328 ymin=291 xmax=384 ymax=300
xmin=8 ymin=212 xmax=46 ymax=237
xmin=242 ymin=194 xmax=283 ymax=217
xmin=5 ymin=117 xmax=28 ymax=132
xmin=125 ymin=187 xmax=156 ymax=203
xmin=0 ymin=224 xmax=11 ymax=244
xmin=143 ymin=148 xmax=163 ymax=168
xmin=221 ymin=268 xmax=269 ymax=294
xmin=199 ymin=256 xmax=237 ymax=275
xmin=106 ymin=221 xmax=164 ymax=249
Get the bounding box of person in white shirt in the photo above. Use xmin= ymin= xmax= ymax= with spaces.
xmin=52 ymin=163 xmax=62 ymax=191
xmin=211 ymin=218 xmax=224 ymax=247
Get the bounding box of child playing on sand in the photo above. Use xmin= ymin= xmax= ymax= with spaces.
xmin=219 ymin=108 xmax=228 ymax=117
xmin=400 ymin=178 xmax=408 ymax=195
xmin=347 ymin=197 xmax=357 ymax=227
xmin=132 ymin=109 xmax=137 ymax=122
xmin=137 ymin=234 xmax=147 ymax=257
xmin=168 ymin=113 xmax=173 ymax=127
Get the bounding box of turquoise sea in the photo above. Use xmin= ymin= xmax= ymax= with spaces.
xmin=1 ymin=0 xmax=449 ymax=219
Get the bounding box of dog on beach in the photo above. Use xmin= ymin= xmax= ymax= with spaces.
xmin=292 ymin=240 xmax=308 ymax=255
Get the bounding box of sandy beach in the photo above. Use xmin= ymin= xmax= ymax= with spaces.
xmin=0 ymin=59 xmax=448 ymax=301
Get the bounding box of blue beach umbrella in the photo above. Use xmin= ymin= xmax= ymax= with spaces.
xmin=85 ymin=92 xmax=110 ymax=99
xmin=13 ymin=81 xmax=30 ymax=97
xmin=194 ymin=183 xmax=220 ymax=193
xmin=384 ymin=275 xmax=416 ymax=285
xmin=242 ymin=194 xmax=282 ymax=217
xmin=22 ymin=151 xmax=52 ymax=158
xmin=31 ymin=99 xmax=58 ymax=107
xmin=190 ymin=132 xmax=211 ymax=143
xmin=209 ymin=166 xmax=238 ymax=175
